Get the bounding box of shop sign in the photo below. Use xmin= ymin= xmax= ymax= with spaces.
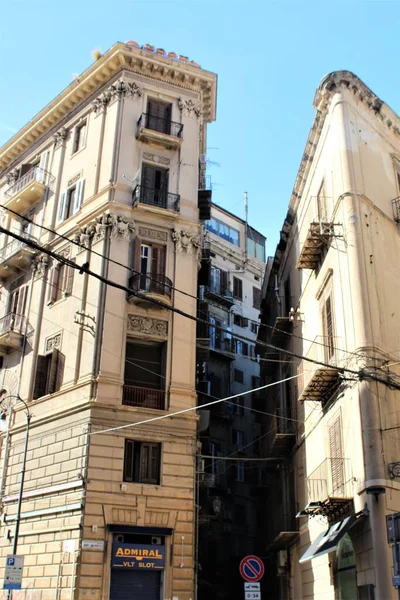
xmin=112 ymin=543 xmax=165 ymax=570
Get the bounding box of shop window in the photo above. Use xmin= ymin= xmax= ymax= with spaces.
xmin=123 ymin=440 xmax=161 ymax=484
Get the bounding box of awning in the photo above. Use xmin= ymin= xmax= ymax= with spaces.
xmin=299 ymin=513 xmax=360 ymax=564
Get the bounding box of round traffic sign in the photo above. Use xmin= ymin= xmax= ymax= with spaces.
xmin=239 ymin=555 xmax=265 ymax=582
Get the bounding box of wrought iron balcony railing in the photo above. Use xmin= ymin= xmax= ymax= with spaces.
xmin=122 ymin=385 xmax=165 ymax=410
xmin=5 ymin=167 xmax=54 ymax=200
xmin=0 ymin=313 xmax=27 ymax=336
xmin=307 ymin=457 xmax=353 ymax=502
xmin=129 ymin=273 xmax=172 ymax=298
xmin=0 ymin=236 xmax=36 ymax=265
xmin=298 ymin=336 xmax=344 ymax=403
xmin=137 ymin=113 xmax=183 ymax=138
xmin=132 ymin=185 xmax=180 ymax=212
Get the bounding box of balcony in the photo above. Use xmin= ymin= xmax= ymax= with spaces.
xmin=0 ymin=313 xmax=27 ymax=355
xmin=298 ymin=336 xmax=343 ymax=403
xmin=122 ymin=385 xmax=165 ymax=410
xmin=296 ymin=222 xmax=336 ymax=270
xmin=204 ymin=283 xmax=234 ymax=308
xmin=5 ymin=167 xmax=54 ymax=214
xmin=132 ymin=185 xmax=180 ymax=212
xmin=393 ymin=196 xmax=400 ymax=223
xmin=0 ymin=236 xmax=37 ymax=280
xmin=210 ymin=337 xmax=235 ymax=360
xmin=270 ymin=317 xmax=293 ymax=347
xmin=267 ymin=531 xmax=299 ymax=552
xmin=136 ymin=113 xmax=183 ymax=150
xmin=306 ymin=457 xmax=354 ymax=522
xmin=268 ymin=409 xmax=295 ymax=457
xmin=127 ymin=273 xmax=172 ymax=306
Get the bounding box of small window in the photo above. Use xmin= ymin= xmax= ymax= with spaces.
xmin=233 ymin=314 xmax=248 ymax=328
xmin=321 ymin=294 xmax=335 ymax=361
xmin=123 ymin=440 xmax=161 ymax=484
xmin=233 ymin=277 xmax=243 ymax=300
xmin=73 ymin=120 xmax=87 ymax=154
xmin=234 ymin=368 xmax=244 ymax=384
xmin=47 ymin=261 xmax=74 ymax=304
xmin=253 ymin=287 xmax=261 ymax=310
xmin=57 ymin=179 xmax=85 ymax=223
xmin=250 ymin=322 xmax=259 ymax=334
xmin=235 ymin=461 xmax=245 ymax=482
xmin=234 ymin=397 xmax=245 ymax=416
xmin=242 ymin=342 xmax=249 ymax=357
xmin=33 ymin=349 xmax=65 ymax=399
xmin=232 ymin=430 xmax=244 ymax=445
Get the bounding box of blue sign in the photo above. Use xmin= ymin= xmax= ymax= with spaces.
xmin=112 ymin=543 xmax=165 ymax=570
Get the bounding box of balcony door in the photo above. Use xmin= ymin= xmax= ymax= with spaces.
xmin=141 ymin=164 xmax=169 ymax=208
xmin=7 ymin=284 xmax=28 ymax=331
xmin=147 ymin=99 xmax=172 ymax=134
xmin=123 ymin=341 xmax=166 ymax=409
xmin=136 ymin=241 xmax=166 ymax=294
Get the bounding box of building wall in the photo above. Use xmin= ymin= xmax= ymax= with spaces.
xmin=0 ymin=42 xmax=216 ymax=600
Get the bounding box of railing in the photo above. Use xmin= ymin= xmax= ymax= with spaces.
xmin=5 ymin=167 xmax=54 ymax=199
xmin=137 ymin=113 xmax=183 ymax=138
xmin=129 ymin=273 xmax=172 ymax=298
xmin=132 ymin=185 xmax=180 ymax=212
xmin=307 ymin=458 xmax=353 ymax=502
xmin=298 ymin=335 xmax=343 ymax=395
xmin=0 ymin=313 xmax=26 ymax=335
xmin=0 ymin=236 xmax=36 ymax=264
xmin=122 ymin=385 xmax=165 ymax=410
xmin=393 ymin=196 xmax=400 ymax=223
xmin=210 ymin=337 xmax=233 ymax=354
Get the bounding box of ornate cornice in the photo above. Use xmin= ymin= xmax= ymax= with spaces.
xmin=73 ymin=213 xmax=135 ymax=247
xmin=0 ymin=42 xmax=216 ymax=174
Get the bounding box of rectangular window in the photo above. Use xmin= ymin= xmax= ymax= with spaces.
xmin=328 ymin=416 xmax=344 ymax=496
xmin=233 ymin=277 xmax=243 ymax=300
xmin=234 ymin=368 xmax=244 ymax=384
xmin=141 ymin=164 xmax=169 ymax=208
xmin=250 ymin=322 xmax=259 ymax=334
xmin=123 ymin=440 xmax=161 ymax=484
xmin=73 ymin=120 xmax=87 ymax=154
xmin=147 ymin=100 xmax=172 ymax=134
xmin=131 ymin=239 xmax=166 ymax=294
xmin=33 ymin=349 xmax=65 ymax=399
xmin=235 ymin=461 xmax=245 ymax=482
xmin=123 ymin=341 xmax=166 ymax=409
xmin=321 ymin=294 xmax=335 ymax=361
xmin=253 ymin=287 xmax=261 ymax=310
xmin=234 ymin=397 xmax=245 ymax=416
xmin=204 ymin=218 xmax=240 ymax=247
xmin=57 ymin=179 xmax=85 ymax=223
xmin=242 ymin=342 xmax=249 ymax=357
xmin=232 ymin=430 xmax=244 ymax=445
xmin=47 ymin=260 xmax=74 ymax=304
xmin=233 ymin=314 xmax=248 ymax=328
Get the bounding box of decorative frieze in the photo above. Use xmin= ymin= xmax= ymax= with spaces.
xmin=45 ymin=332 xmax=62 ymax=353
xmin=73 ymin=213 xmax=135 ymax=247
xmin=53 ymin=127 xmax=68 ymax=149
xmin=138 ymin=227 xmax=168 ymax=242
xmin=127 ymin=315 xmax=168 ymax=338
xmin=142 ymin=152 xmax=170 ymax=167
xmin=67 ymin=172 xmax=83 ymax=188
xmin=178 ymin=98 xmax=202 ymax=118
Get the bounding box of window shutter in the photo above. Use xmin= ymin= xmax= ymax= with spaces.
xmin=152 ymin=245 xmax=166 ymax=277
xmin=48 ymin=349 xmax=60 ymax=394
xmin=123 ymin=439 xmax=135 ymax=482
xmin=132 ymin=238 xmax=142 ymax=274
xmin=33 ymin=355 xmax=49 ymax=399
xmin=57 ymin=192 xmax=67 ymax=224
xmin=329 ymin=417 xmax=344 ymax=495
xmin=140 ymin=443 xmax=150 ymax=482
xmin=55 ymin=352 xmax=65 ymax=392
xmin=253 ymin=287 xmax=261 ymax=310
xmin=149 ymin=444 xmax=160 ymax=484
xmin=73 ymin=179 xmax=84 ymax=214
xmin=47 ymin=267 xmax=58 ymax=304
xmin=65 ymin=260 xmax=75 ymax=296
xmin=159 ymin=169 xmax=169 ymax=193
xmin=220 ymin=271 xmax=228 ymax=295
xmin=322 ymin=295 xmax=334 ymax=360
xmin=142 ymin=165 xmax=156 ymax=190
xmin=38 ymin=151 xmax=49 ymax=184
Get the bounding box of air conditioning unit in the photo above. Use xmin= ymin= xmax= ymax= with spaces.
xmin=151 ymin=536 xmax=162 ymax=545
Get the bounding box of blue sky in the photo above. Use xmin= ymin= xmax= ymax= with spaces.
xmin=0 ymin=0 xmax=399 ymax=254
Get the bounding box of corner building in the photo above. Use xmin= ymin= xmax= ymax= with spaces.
xmin=257 ymin=71 xmax=400 ymax=599
xmin=0 ymin=41 xmax=216 ymax=599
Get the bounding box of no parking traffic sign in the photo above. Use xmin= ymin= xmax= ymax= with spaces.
xmin=239 ymin=555 xmax=265 ymax=583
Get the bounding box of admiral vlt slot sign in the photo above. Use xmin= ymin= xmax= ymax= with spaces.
xmin=112 ymin=543 xmax=165 ymax=570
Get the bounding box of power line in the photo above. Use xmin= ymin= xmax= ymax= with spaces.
xmin=90 ymin=373 xmax=306 ymax=436
xmin=0 ymin=202 xmax=362 ymax=362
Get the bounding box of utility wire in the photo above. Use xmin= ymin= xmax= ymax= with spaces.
xmin=0 ymin=203 xmax=363 ymax=361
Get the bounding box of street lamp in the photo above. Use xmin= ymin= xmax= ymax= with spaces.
xmin=0 ymin=395 xmax=31 ymax=598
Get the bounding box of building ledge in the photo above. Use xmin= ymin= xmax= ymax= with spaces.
xmin=298 ymin=367 xmax=341 ymax=403
xmin=296 ymin=222 xmax=335 ymax=270
xmin=267 ymin=531 xmax=299 ymax=552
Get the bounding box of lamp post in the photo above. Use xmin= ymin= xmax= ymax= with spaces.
xmin=0 ymin=395 xmax=31 ymax=598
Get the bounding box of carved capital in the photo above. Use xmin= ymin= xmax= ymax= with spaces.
xmin=172 ymin=227 xmax=201 ymax=254
xmin=127 ymin=315 xmax=168 ymax=338
xmin=53 ymin=127 xmax=68 ymax=149
xmin=92 ymin=90 xmax=112 ymax=114
xmin=108 ymin=79 xmax=143 ymax=104
xmin=33 ymin=254 xmax=49 ymax=279
xmin=6 ymin=170 xmax=19 ymax=186
xmin=74 ymin=213 xmax=135 ymax=247
xmin=178 ymin=98 xmax=202 ymax=118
